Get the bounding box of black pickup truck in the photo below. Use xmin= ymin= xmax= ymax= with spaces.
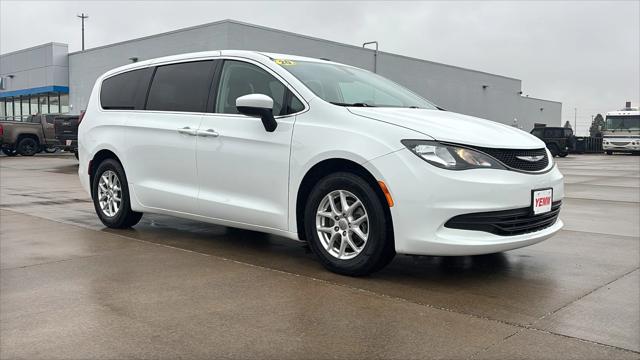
xmin=53 ymin=115 xmax=80 ymax=159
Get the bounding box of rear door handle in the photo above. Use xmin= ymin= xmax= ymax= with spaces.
xmin=196 ymin=129 xmax=219 ymax=137
xmin=177 ymin=126 xmax=197 ymax=136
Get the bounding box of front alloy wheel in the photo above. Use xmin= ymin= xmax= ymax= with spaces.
xmin=316 ymin=190 xmax=369 ymax=260
xmin=304 ymin=172 xmax=395 ymax=276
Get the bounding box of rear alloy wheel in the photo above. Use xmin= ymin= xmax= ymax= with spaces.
xmin=92 ymin=159 xmax=143 ymax=228
xmin=44 ymin=146 xmax=58 ymax=153
xmin=304 ymin=172 xmax=395 ymax=276
xmin=17 ymin=137 xmax=38 ymax=156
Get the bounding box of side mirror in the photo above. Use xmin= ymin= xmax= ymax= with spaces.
xmin=236 ymin=94 xmax=277 ymax=132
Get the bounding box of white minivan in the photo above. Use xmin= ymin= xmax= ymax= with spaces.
xmin=79 ymin=50 xmax=564 ymax=276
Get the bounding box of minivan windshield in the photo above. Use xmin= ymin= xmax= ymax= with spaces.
xmin=276 ymin=60 xmax=437 ymax=109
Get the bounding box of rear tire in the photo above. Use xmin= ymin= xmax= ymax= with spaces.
xmin=44 ymin=147 xmax=58 ymax=153
xmin=92 ymin=159 xmax=143 ymax=228
xmin=304 ymin=172 xmax=395 ymax=276
xmin=17 ymin=137 xmax=38 ymax=156
xmin=2 ymin=148 xmax=18 ymax=157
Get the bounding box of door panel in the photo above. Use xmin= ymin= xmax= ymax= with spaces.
xmin=196 ymin=114 xmax=292 ymax=229
xmin=125 ymin=112 xmax=202 ymax=213
xmin=195 ymin=59 xmax=297 ymax=230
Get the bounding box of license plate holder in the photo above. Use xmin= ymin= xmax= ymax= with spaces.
xmin=532 ymin=188 xmax=553 ymax=215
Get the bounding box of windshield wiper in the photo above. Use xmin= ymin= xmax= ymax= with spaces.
xmin=330 ymin=102 xmax=376 ymax=107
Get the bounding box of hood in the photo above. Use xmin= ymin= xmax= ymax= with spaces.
xmin=348 ymin=108 xmax=545 ymax=149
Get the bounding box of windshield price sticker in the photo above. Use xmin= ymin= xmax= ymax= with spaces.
xmin=532 ymin=189 xmax=553 ymax=215
xmin=274 ymin=59 xmax=296 ymax=66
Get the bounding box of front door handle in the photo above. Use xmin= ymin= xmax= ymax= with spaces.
xmin=196 ymin=129 xmax=220 ymax=138
xmin=177 ymin=126 xmax=197 ymax=136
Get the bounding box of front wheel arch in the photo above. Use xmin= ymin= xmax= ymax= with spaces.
xmin=295 ymin=158 xmax=394 ymax=243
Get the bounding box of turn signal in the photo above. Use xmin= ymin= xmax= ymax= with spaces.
xmin=378 ymin=181 xmax=394 ymax=207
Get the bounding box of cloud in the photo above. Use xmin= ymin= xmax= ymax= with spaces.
xmin=1 ymin=0 xmax=638 ymax=134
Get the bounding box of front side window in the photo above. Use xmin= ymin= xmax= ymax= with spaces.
xmin=146 ymin=61 xmax=214 ymax=113
xmin=215 ymin=60 xmax=301 ymax=116
xmin=276 ymin=59 xmax=437 ymax=109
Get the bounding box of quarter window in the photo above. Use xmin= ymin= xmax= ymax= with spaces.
xmin=146 ymin=61 xmax=214 ymax=113
xmin=101 ymin=68 xmax=153 ymax=110
xmin=215 ymin=60 xmax=302 ymax=116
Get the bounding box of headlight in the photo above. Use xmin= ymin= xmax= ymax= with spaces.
xmin=401 ymin=140 xmax=506 ymax=170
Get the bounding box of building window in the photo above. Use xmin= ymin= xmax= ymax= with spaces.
xmin=49 ymin=93 xmax=60 ymax=113
xmin=0 ymin=99 xmax=5 ymax=118
xmin=39 ymin=94 xmax=49 ymax=114
xmin=60 ymin=93 xmax=69 ymax=113
xmin=30 ymin=96 xmax=39 ymax=115
xmin=21 ymin=96 xmax=30 ymax=119
xmin=6 ymin=97 xmax=14 ymax=119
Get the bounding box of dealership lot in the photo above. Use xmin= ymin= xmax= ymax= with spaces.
xmin=1 ymin=154 xmax=638 ymax=359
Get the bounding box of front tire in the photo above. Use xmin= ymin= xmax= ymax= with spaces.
xmin=92 ymin=159 xmax=142 ymax=228
xmin=44 ymin=146 xmax=58 ymax=153
xmin=304 ymin=172 xmax=395 ymax=276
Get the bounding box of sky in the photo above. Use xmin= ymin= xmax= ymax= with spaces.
xmin=1 ymin=0 xmax=638 ymax=135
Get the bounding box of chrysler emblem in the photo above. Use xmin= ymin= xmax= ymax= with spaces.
xmin=516 ymin=155 xmax=544 ymax=162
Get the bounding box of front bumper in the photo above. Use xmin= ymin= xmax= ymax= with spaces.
xmin=603 ymin=143 xmax=640 ymax=152
xmin=366 ymin=148 xmax=564 ymax=256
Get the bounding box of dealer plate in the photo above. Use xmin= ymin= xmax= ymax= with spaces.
xmin=532 ymin=188 xmax=553 ymax=215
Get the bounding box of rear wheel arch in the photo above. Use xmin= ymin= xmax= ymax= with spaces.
xmin=295 ymin=158 xmax=393 ymax=242
xmin=89 ymin=149 xmax=123 ymax=188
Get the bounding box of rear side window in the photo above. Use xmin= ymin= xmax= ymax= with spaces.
xmin=544 ymin=128 xmax=563 ymax=138
xmin=101 ymin=68 xmax=153 ymax=110
xmin=146 ymin=61 xmax=214 ymax=113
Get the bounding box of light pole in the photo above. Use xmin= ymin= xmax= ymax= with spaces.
xmin=574 ymin=107 xmax=577 ymax=134
xmin=362 ymin=41 xmax=379 ymax=73
xmin=77 ymin=13 xmax=89 ymax=51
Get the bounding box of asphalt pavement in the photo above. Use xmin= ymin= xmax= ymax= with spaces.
xmin=1 ymin=153 xmax=638 ymax=359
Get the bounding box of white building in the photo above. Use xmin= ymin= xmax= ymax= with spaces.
xmin=1 ymin=19 xmax=561 ymax=131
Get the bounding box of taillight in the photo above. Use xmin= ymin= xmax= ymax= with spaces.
xmin=78 ymin=110 xmax=86 ymax=124
xmin=0 ymin=124 xmax=3 ymax=136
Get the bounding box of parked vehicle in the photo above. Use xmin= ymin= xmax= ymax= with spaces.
xmin=530 ymin=127 xmax=576 ymax=157
xmin=602 ymin=103 xmax=639 ymax=155
xmin=79 ymin=51 xmax=564 ymax=276
xmin=54 ymin=114 xmax=80 ymax=159
xmin=0 ymin=114 xmax=59 ymax=156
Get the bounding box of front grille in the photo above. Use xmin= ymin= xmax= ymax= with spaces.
xmin=445 ymin=201 xmax=561 ymax=236
xmin=611 ymin=141 xmax=629 ymax=146
xmin=471 ymin=147 xmax=549 ymax=172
